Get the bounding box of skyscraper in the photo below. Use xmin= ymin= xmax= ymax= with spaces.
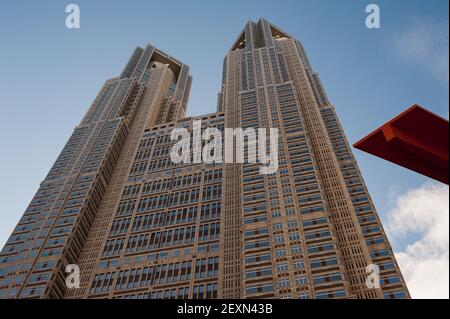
xmin=0 ymin=18 xmax=409 ymax=299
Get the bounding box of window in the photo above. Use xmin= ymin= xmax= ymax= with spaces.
xmin=278 ymin=278 xmax=290 ymax=288
xmin=246 ymin=284 xmax=273 ymax=295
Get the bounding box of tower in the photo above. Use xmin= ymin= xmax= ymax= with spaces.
xmin=0 ymin=19 xmax=409 ymax=299
xmin=218 ymin=19 xmax=409 ymax=299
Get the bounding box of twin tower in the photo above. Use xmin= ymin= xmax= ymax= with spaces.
xmin=0 ymin=19 xmax=409 ymax=299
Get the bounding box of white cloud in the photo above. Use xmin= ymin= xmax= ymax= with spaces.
xmin=393 ymin=20 xmax=449 ymax=88
xmin=386 ymin=182 xmax=449 ymax=299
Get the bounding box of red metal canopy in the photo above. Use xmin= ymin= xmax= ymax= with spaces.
xmin=353 ymin=104 xmax=449 ymax=185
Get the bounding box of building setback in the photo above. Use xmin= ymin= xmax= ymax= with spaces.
xmin=0 ymin=19 xmax=409 ymax=299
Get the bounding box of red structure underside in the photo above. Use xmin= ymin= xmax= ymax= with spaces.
xmin=354 ymin=104 xmax=449 ymax=185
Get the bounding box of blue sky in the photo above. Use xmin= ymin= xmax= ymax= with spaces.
xmin=0 ymin=0 xmax=448 ymax=297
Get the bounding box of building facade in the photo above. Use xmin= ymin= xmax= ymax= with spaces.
xmin=0 ymin=19 xmax=409 ymax=299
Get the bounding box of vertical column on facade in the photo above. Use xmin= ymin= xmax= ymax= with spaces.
xmin=318 ymin=104 xmax=411 ymax=299
xmin=66 ymin=66 xmax=172 ymax=298
xmin=220 ymin=51 xmax=243 ymax=298
xmin=278 ymin=39 xmax=383 ymax=299
xmin=259 ymin=44 xmax=352 ymax=298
